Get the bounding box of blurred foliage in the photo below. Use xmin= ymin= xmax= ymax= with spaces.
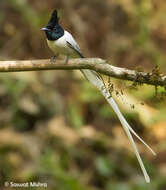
xmin=0 ymin=0 xmax=166 ymax=189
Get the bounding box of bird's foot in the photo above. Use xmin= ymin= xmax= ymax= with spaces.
xmin=64 ymin=56 xmax=69 ymax=64
xmin=50 ymin=56 xmax=56 ymax=63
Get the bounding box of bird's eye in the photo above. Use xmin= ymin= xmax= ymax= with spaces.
xmin=53 ymin=27 xmax=58 ymax=32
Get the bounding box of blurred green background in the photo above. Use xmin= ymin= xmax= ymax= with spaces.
xmin=0 ymin=0 xmax=166 ymax=189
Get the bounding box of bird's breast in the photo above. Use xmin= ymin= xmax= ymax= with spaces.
xmin=47 ymin=37 xmax=77 ymax=57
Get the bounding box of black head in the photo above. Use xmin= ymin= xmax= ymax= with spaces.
xmin=41 ymin=10 xmax=64 ymax=41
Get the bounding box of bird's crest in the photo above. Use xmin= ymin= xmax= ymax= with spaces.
xmin=47 ymin=9 xmax=59 ymax=27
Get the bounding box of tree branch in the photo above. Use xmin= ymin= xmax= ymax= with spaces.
xmin=0 ymin=58 xmax=166 ymax=87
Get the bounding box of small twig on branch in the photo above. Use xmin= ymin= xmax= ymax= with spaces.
xmin=0 ymin=58 xmax=166 ymax=87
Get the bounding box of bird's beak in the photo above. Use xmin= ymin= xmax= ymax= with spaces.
xmin=40 ymin=27 xmax=50 ymax=31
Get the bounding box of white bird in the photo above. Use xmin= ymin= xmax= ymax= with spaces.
xmin=41 ymin=10 xmax=156 ymax=183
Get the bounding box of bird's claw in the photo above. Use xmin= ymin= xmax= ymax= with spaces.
xmin=64 ymin=56 xmax=69 ymax=64
xmin=50 ymin=56 xmax=56 ymax=63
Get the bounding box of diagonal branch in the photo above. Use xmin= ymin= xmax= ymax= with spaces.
xmin=0 ymin=58 xmax=166 ymax=87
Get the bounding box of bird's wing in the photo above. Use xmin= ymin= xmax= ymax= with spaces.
xmin=64 ymin=31 xmax=84 ymax=58
xmin=66 ymin=41 xmax=84 ymax=58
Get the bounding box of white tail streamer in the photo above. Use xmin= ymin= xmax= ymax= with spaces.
xmin=81 ymin=69 xmax=155 ymax=183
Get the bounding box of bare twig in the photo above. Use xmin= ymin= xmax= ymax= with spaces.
xmin=0 ymin=58 xmax=166 ymax=87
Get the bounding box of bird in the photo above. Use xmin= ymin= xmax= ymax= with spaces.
xmin=41 ymin=9 xmax=156 ymax=183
